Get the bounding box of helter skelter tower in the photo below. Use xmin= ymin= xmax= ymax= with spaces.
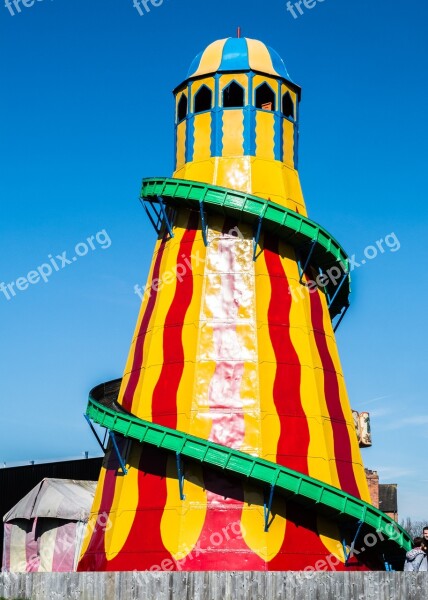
xmin=79 ymin=37 xmax=411 ymax=571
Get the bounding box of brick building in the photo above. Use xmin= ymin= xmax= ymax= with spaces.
xmin=365 ymin=469 xmax=398 ymax=521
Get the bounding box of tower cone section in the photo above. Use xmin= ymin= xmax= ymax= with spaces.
xmin=78 ymin=38 xmax=410 ymax=572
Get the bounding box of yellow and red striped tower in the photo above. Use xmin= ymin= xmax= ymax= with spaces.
xmin=78 ymin=37 xmax=410 ymax=571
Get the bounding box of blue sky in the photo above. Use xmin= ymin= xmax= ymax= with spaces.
xmin=0 ymin=0 xmax=427 ymax=521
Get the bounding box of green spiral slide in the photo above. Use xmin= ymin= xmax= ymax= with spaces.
xmin=86 ymin=379 xmax=412 ymax=562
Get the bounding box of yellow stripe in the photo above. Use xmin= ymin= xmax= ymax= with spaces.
xmin=193 ymin=113 xmax=212 ymax=162
xmin=104 ymin=443 xmax=141 ymax=560
xmin=282 ymin=118 xmax=294 ymax=168
xmin=246 ymin=38 xmax=279 ymax=77
xmin=189 ymin=39 xmax=227 ymax=78
xmin=222 ymin=110 xmax=244 ymax=157
xmin=176 ymin=120 xmax=186 ymax=171
xmin=255 ymin=111 xmax=275 ymax=161
xmin=161 ymin=459 xmax=207 ymax=560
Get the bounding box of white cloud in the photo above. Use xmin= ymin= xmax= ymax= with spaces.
xmin=368 ymin=407 xmax=391 ymax=418
xmin=377 ymin=415 xmax=428 ymax=431
xmin=363 ymin=395 xmax=392 ymax=406
xmin=376 ymin=466 xmax=415 ymax=479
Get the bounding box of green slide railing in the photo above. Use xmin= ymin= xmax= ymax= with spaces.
xmin=140 ymin=177 xmax=351 ymax=320
xmin=87 ymin=379 xmax=412 ymax=556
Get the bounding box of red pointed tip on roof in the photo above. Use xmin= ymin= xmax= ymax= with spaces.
xmin=237 ymin=27 xmax=241 ymax=39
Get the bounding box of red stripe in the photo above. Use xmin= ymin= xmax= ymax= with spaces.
xmin=309 ymin=286 xmax=360 ymax=498
xmin=122 ymin=236 xmax=168 ymax=412
xmin=264 ymin=238 xmax=310 ymax=474
xmin=151 ymin=212 xmax=199 ymax=429
xmin=106 ymin=445 xmax=170 ymax=570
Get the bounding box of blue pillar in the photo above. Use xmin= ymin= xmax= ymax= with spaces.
xmin=244 ymin=72 xmax=256 ymax=156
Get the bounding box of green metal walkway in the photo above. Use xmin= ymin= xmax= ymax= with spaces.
xmin=140 ymin=177 xmax=351 ymax=320
xmin=86 ymin=379 xmax=412 ymax=558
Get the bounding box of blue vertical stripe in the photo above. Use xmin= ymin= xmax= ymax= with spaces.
xmin=220 ymin=38 xmax=251 ymax=71
xmin=211 ymin=74 xmax=223 ymax=157
xmin=186 ymin=116 xmax=195 ymax=163
xmin=245 ymin=72 xmax=256 ymax=156
xmin=173 ymin=120 xmax=178 ymax=171
xmin=242 ymin=71 xmax=251 ymax=155
xmin=294 ymin=99 xmax=300 ymax=170
xmin=274 ymin=80 xmax=282 ymax=162
xmin=187 ymin=51 xmax=204 ymax=78
xmin=266 ymin=45 xmax=291 ymax=81
xmin=185 ymin=82 xmax=194 ymax=163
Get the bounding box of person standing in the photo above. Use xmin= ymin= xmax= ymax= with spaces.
xmin=404 ymin=537 xmax=428 ymax=571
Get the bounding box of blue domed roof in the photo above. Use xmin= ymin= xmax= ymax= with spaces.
xmin=186 ymin=37 xmax=293 ymax=82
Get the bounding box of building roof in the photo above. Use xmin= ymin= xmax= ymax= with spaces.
xmin=186 ymin=37 xmax=293 ymax=82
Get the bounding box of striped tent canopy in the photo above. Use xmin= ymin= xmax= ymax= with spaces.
xmin=2 ymin=478 xmax=96 ymax=573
